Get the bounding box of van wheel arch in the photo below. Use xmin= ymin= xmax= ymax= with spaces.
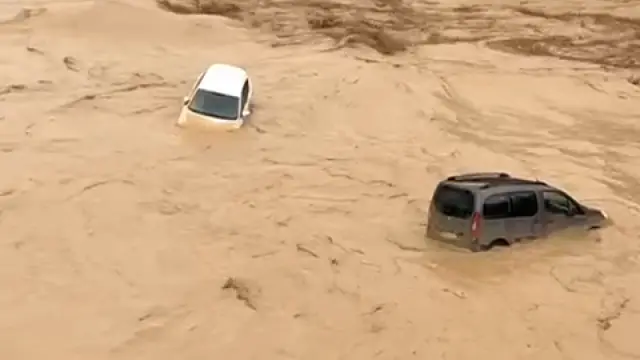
xmin=489 ymin=238 xmax=510 ymax=249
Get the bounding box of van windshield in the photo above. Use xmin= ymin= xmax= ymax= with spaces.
xmin=188 ymin=89 xmax=239 ymax=120
xmin=433 ymin=185 xmax=475 ymax=219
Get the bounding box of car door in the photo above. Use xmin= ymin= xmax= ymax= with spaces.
xmin=481 ymin=193 xmax=510 ymax=241
xmin=541 ymin=190 xmax=588 ymax=235
xmin=504 ymin=190 xmax=543 ymax=242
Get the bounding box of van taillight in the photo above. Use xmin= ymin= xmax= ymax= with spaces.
xmin=471 ymin=212 xmax=482 ymax=238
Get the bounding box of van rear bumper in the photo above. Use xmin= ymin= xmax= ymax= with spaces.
xmin=426 ymin=224 xmax=475 ymax=250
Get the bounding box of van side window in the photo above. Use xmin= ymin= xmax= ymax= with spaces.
xmin=509 ymin=191 xmax=538 ymax=217
xmin=483 ymin=194 xmax=510 ymax=219
xmin=542 ymin=191 xmax=581 ymax=215
xmin=483 ymin=191 xmax=538 ymax=219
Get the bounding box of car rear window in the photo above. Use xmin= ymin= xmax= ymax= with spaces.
xmin=433 ymin=184 xmax=475 ymax=219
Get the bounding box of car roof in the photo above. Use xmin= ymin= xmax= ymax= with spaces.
xmin=197 ymin=63 xmax=248 ymax=97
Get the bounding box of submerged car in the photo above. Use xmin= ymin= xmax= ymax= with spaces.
xmin=426 ymin=172 xmax=610 ymax=252
xmin=177 ymin=63 xmax=252 ymax=130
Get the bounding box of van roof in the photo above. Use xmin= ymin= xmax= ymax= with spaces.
xmin=443 ymin=172 xmax=549 ymax=191
xmin=197 ymin=63 xmax=248 ymax=97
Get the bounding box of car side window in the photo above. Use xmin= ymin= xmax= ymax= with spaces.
xmin=241 ymin=80 xmax=249 ymax=109
xmin=542 ymin=191 xmax=578 ymax=215
xmin=509 ymin=191 xmax=539 ymax=217
xmin=483 ymin=194 xmax=510 ymax=219
xmin=190 ymin=72 xmax=205 ymax=97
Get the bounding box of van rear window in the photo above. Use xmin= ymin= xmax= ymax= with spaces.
xmin=433 ymin=185 xmax=475 ymax=219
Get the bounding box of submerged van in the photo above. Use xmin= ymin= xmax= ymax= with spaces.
xmin=426 ymin=172 xmax=610 ymax=252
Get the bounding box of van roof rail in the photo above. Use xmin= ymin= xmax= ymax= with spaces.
xmin=446 ymin=172 xmax=510 ymax=181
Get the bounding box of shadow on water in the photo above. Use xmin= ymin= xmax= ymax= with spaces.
xmin=416 ymin=228 xmax=604 ymax=284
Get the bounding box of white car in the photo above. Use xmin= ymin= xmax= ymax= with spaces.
xmin=177 ymin=63 xmax=253 ymax=130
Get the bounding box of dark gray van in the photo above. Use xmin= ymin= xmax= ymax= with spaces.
xmin=426 ymin=172 xmax=610 ymax=252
